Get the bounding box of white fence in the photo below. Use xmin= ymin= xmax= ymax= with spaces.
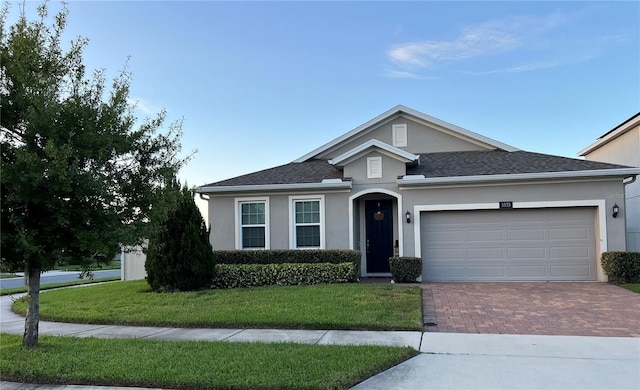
xmin=121 ymin=245 xmax=147 ymax=281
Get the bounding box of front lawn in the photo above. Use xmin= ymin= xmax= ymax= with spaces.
xmin=0 ymin=334 xmax=418 ymax=390
xmin=11 ymin=280 xmax=423 ymax=330
xmin=619 ymin=283 xmax=640 ymax=294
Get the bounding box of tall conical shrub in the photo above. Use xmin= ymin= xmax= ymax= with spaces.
xmin=146 ymin=185 xmax=215 ymax=291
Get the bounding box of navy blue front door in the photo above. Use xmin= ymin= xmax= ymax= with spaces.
xmin=365 ymin=200 xmax=393 ymax=273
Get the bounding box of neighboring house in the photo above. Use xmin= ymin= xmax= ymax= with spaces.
xmin=196 ymin=105 xmax=639 ymax=282
xmin=579 ymin=113 xmax=640 ymax=251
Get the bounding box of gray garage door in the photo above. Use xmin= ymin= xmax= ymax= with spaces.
xmin=421 ymin=208 xmax=597 ymax=281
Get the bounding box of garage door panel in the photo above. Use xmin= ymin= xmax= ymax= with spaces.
xmin=421 ymin=208 xmax=596 ymax=281
xmin=467 ymin=248 xmax=504 ymax=260
xmin=466 ymin=230 xmax=503 ymax=242
xmin=507 ymin=265 xmax=547 ymax=277
xmin=550 ymin=247 xmax=590 ymax=259
xmin=507 ymin=247 xmax=546 ymax=259
xmin=549 ymin=227 xmax=589 ymax=240
xmin=547 ymin=208 xmax=590 ymax=222
xmin=507 ymin=229 xmax=546 ymax=241
xmin=424 ymin=248 xmax=465 ymax=259
xmin=505 ymin=212 xmax=546 ymax=223
xmin=426 ymin=266 xmax=467 ymax=280
xmin=551 ymin=265 xmax=592 ymax=278
xmin=467 ymin=266 xmax=506 ymax=278
xmin=426 ymin=230 xmax=466 ymax=242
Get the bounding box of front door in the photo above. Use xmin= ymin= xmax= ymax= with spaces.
xmin=365 ymin=200 xmax=394 ymax=273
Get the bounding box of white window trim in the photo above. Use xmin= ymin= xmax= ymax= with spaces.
xmin=367 ymin=156 xmax=383 ymax=179
xmin=392 ymin=124 xmax=408 ymax=147
xmin=234 ymin=197 xmax=270 ymax=250
xmin=289 ymin=195 xmax=325 ymax=249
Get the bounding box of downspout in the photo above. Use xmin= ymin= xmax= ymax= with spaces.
xmin=623 ymin=175 xmax=637 ymax=186
xmin=622 ymin=175 xmax=637 ymax=251
xmin=197 ymin=192 xmax=212 ymax=235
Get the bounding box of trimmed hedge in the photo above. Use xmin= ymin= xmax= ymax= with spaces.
xmin=212 ymin=262 xmax=357 ymax=289
xmin=389 ymin=257 xmax=422 ymax=283
xmin=601 ymin=251 xmax=640 ymax=283
xmin=213 ymin=249 xmax=360 ymax=276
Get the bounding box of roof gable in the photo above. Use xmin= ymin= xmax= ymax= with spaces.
xmin=328 ymin=139 xmax=419 ymax=166
xmin=294 ymin=105 xmax=519 ymax=162
xmin=579 ymin=112 xmax=640 ymax=156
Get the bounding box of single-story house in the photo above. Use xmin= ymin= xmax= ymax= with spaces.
xmin=196 ymin=105 xmax=640 ymax=282
xmin=579 ymin=112 xmax=640 ymax=251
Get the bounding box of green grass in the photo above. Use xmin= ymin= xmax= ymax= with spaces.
xmin=619 ymin=283 xmax=640 ymax=294
xmin=1 ymin=277 xmax=121 ymax=296
xmin=0 ymin=333 xmax=418 ymax=390
xmin=0 ymin=273 xmax=18 ymax=279
xmin=11 ymin=280 xmax=423 ymax=330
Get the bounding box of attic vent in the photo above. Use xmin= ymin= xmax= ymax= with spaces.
xmin=392 ymin=124 xmax=407 ymax=147
xmin=367 ymin=156 xmax=382 ymax=179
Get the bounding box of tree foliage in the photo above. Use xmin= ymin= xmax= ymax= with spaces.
xmin=145 ymin=183 xmax=216 ymax=292
xmin=0 ymin=3 xmax=187 ymax=345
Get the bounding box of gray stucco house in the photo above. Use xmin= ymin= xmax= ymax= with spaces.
xmin=196 ymin=105 xmax=639 ymax=282
xmin=579 ymin=112 xmax=640 ymax=251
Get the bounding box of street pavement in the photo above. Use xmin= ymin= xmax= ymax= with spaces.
xmin=1 ymin=290 xmax=639 ymax=389
xmin=0 ymin=269 xmax=121 ymax=290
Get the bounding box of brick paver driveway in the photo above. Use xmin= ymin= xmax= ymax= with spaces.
xmin=421 ymin=282 xmax=640 ymax=337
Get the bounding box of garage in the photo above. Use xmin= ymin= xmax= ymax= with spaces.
xmin=420 ymin=207 xmax=597 ymax=281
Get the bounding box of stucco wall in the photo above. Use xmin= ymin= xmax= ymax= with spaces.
xmin=399 ymin=179 xmax=627 ymax=259
xmin=318 ymin=116 xmax=487 ymax=159
xmin=584 ymin=125 xmax=640 ymax=250
xmin=208 ymin=191 xmax=350 ymax=250
xmin=343 ymin=151 xmax=407 ymax=184
xmin=208 ymin=177 xmax=627 ymax=277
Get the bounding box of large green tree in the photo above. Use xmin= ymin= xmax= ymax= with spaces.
xmin=1 ymin=3 xmax=186 ymax=346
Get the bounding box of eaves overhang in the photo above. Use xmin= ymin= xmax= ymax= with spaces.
xmin=579 ymin=113 xmax=640 ymax=156
xmin=328 ymin=139 xmax=419 ymax=166
xmin=397 ymin=168 xmax=640 ymax=187
xmin=195 ymin=180 xmax=352 ymax=194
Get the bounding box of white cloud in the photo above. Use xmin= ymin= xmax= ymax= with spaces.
xmin=383 ymin=68 xmax=433 ymax=79
xmin=385 ymin=12 xmax=576 ymax=77
xmin=127 ymin=97 xmax=161 ymax=116
xmin=389 ymin=27 xmax=518 ymax=67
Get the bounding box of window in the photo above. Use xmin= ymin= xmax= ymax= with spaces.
xmin=392 ymin=124 xmax=408 ymax=147
xmin=235 ymin=198 xmax=269 ymax=249
xmin=367 ymin=156 xmax=382 ymax=179
xmin=290 ymin=196 xmax=324 ymax=249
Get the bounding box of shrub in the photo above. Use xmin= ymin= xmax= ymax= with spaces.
xmin=601 ymin=251 xmax=640 ymax=283
xmin=145 ymin=186 xmax=216 ymax=292
xmin=212 ymin=262 xmax=357 ymax=289
xmin=389 ymin=257 xmax=422 ymax=283
xmin=213 ymin=249 xmax=360 ymax=278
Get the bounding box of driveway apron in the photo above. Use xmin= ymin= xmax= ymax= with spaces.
xmin=421 ymin=282 xmax=640 ymax=337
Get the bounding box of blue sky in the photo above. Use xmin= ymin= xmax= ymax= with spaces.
xmin=6 ymin=1 xmax=640 ymax=187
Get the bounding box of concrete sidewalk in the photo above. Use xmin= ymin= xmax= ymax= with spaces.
xmin=2 ymin=293 xmax=639 ymax=390
xmin=0 ymin=294 xmax=422 ymax=348
xmin=354 ymin=333 xmax=640 ymax=389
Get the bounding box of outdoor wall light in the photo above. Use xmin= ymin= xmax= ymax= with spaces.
xmin=612 ymin=203 xmax=619 ymax=218
xmin=405 ymin=210 xmax=411 ymax=224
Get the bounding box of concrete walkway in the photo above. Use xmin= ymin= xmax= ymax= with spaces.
xmin=0 ymin=294 xmax=421 ymax=348
xmin=2 ymin=293 xmax=639 ymax=389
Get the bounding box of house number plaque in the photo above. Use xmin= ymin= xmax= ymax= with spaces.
xmin=499 ymin=201 xmax=513 ymax=209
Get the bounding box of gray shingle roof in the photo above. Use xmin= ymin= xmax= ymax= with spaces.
xmin=203 ymin=159 xmax=342 ymax=187
xmin=408 ymin=150 xmax=629 ymax=178
xmin=202 ymin=150 xmax=629 ymax=188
